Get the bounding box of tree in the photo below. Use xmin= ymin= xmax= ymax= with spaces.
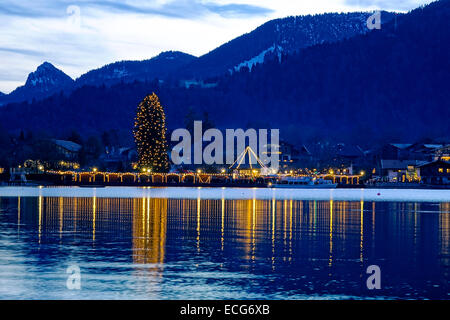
xmin=133 ymin=93 xmax=169 ymax=172
xmin=101 ymin=129 xmax=119 ymax=147
xmin=85 ymin=136 xmax=103 ymax=159
xmin=68 ymin=130 xmax=83 ymax=145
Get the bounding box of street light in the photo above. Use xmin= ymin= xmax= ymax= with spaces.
xmin=197 ymin=169 xmax=202 ymax=174
xmin=93 ymin=167 xmax=98 ymax=173
xmin=360 ymin=170 xmax=365 ymax=176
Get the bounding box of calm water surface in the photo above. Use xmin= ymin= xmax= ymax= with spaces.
xmin=0 ymin=187 xmax=449 ymax=299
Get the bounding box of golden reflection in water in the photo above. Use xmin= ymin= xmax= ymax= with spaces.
xmin=372 ymin=202 xmax=376 ymax=251
xmin=197 ymin=196 xmax=200 ymax=252
xmin=17 ymin=197 xmax=20 ymax=236
xmin=59 ymin=197 xmax=63 ymax=240
xmin=283 ymin=200 xmax=287 ymax=251
xmin=92 ymin=196 xmax=96 ymax=242
xmin=221 ymin=197 xmax=225 ymax=251
xmin=414 ymin=203 xmax=420 ymax=254
xmin=38 ymin=195 xmax=42 ymax=244
xmin=440 ymin=203 xmax=450 ymax=271
xmin=252 ymin=197 xmax=256 ymax=263
xmin=372 ymin=202 xmax=376 ymax=238
xmin=132 ymin=198 xmax=167 ymax=266
xmin=329 ymin=199 xmax=333 ymax=267
xmin=15 ymin=196 xmax=450 ymax=273
xmin=73 ymin=197 xmax=77 ymax=233
xmin=272 ymin=197 xmax=276 ymax=270
xmin=360 ymin=200 xmax=364 ymax=263
xmin=32 ymin=197 xmax=137 ymax=244
xmin=313 ymin=200 xmax=317 ymax=234
xmin=289 ymin=199 xmax=293 ymax=262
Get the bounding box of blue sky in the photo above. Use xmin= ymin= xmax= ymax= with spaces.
xmin=0 ymin=0 xmax=435 ymax=93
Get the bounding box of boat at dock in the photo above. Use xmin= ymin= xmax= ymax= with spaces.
xmin=270 ymin=177 xmax=337 ymax=189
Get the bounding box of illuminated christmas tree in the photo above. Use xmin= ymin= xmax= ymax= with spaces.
xmin=133 ymin=93 xmax=169 ymax=172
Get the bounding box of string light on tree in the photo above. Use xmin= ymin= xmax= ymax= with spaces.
xmin=133 ymin=92 xmax=170 ymax=173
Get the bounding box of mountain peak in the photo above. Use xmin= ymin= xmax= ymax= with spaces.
xmin=75 ymin=51 xmax=197 ymax=88
xmin=156 ymin=51 xmax=197 ymax=60
xmin=25 ymin=62 xmax=73 ymax=89
xmin=36 ymin=61 xmax=56 ymax=70
xmin=0 ymin=62 xmax=75 ymax=104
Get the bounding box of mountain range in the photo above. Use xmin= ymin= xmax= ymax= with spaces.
xmin=0 ymin=0 xmax=448 ymax=145
xmin=0 ymin=11 xmax=394 ymax=105
xmin=177 ymin=11 xmax=395 ymax=79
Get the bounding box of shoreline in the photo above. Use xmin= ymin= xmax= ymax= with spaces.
xmin=1 ymin=185 xmax=450 ymax=202
xmin=2 ymin=180 xmax=449 ymax=190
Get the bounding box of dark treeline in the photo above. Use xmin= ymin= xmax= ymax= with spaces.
xmin=0 ymin=127 xmax=124 ymax=169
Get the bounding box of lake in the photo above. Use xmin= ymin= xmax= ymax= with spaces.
xmin=0 ymin=186 xmax=449 ymax=299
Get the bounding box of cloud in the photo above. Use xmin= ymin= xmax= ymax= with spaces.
xmin=0 ymin=47 xmax=43 ymax=57
xmin=0 ymin=0 xmax=273 ymax=19
xmin=202 ymin=3 xmax=274 ymax=17
xmin=86 ymin=0 xmax=273 ymax=18
xmin=343 ymin=0 xmax=434 ymax=11
xmin=0 ymin=1 xmax=60 ymax=18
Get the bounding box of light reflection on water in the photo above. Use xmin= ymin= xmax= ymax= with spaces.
xmin=0 ymin=192 xmax=449 ymax=299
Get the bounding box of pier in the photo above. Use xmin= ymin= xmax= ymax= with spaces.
xmin=41 ymin=170 xmax=362 ymax=187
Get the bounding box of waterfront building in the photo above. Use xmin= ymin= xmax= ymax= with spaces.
xmin=380 ymin=159 xmax=425 ymax=182
xmin=417 ymin=160 xmax=450 ymax=185
xmin=52 ymin=139 xmax=82 ymax=160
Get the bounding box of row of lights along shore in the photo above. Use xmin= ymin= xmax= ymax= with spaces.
xmin=82 ymin=167 xmax=364 ymax=176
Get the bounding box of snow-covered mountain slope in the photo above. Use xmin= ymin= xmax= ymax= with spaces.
xmin=75 ymin=51 xmax=197 ymax=88
xmin=0 ymin=62 xmax=74 ymax=105
xmin=232 ymin=44 xmax=283 ymax=73
xmin=178 ymin=11 xmax=396 ymax=79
